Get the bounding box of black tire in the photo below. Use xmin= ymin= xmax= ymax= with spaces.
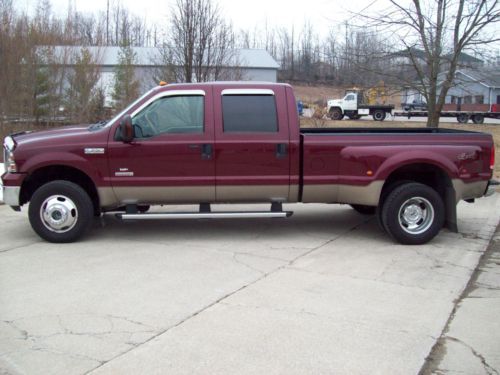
xmin=329 ymin=108 xmax=344 ymax=120
xmin=457 ymin=113 xmax=469 ymax=123
xmin=472 ymin=114 xmax=484 ymax=124
xmin=28 ymin=180 xmax=94 ymax=243
xmin=350 ymin=204 xmax=376 ymax=215
xmin=372 ymin=110 xmax=386 ymax=121
xmin=138 ymin=205 xmax=150 ymax=213
xmin=376 ymin=179 xmax=413 ymax=233
xmin=381 ymin=182 xmax=444 ymax=245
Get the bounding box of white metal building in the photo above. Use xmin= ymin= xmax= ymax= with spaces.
xmin=49 ymin=46 xmax=279 ymax=106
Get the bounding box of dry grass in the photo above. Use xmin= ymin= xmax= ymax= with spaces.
xmin=301 ymin=117 xmax=500 ymax=179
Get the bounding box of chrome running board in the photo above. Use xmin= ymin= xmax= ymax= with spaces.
xmin=117 ymin=211 xmax=293 ymax=220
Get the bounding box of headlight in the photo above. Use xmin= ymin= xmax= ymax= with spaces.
xmin=4 ymin=136 xmax=15 ymax=152
xmin=3 ymin=136 xmax=17 ymax=173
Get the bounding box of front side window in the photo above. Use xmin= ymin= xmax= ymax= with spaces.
xmin=133 ymin=95 xmax=204 ymax=138
xmin=222 ymin=95 xmax=278 ymax=133
xmin=345 ymin=94 xmax=355 ymax=101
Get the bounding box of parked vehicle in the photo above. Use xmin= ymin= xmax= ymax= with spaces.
xmin=327 ymin=89 xmax=394 ymax=121
xmin=2 ymin=82 xmax=496 ymax=244
xmin=402 ymin=100 xmax=428 ymax=111
xmin=395 ymin=103 xmax=500 ymax=124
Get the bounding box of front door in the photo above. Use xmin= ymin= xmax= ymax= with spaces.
xmin=107 ymin=89 xmax=215 ymax=205
xmin=212 ymin=86 xmax=291 ymax=202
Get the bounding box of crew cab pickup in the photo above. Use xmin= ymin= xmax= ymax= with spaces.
xmin=1 ymin=82 xmax=496 ymax=244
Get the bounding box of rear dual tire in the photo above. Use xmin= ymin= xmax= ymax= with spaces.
xmin=380 ymin=182 xmax=444 ymax=245
xmin=372 ymin=110 xmax=386 ymax=121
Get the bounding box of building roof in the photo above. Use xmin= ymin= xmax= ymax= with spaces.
xmin=47 ymin=46 xmax=279 ymax=69
xmin=435 ymin=68 xmax=500 ymax=89
xmin=455 ymin=69 xmax=500 ymax=88
xmin=392 ymin=48 xmax=484 ymax=64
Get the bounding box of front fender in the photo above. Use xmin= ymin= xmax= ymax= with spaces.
xmin=21 ymin=152 xmax=102 ymax=184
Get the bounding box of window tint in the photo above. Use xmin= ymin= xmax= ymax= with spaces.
xmin=133 ymin=95 xmax=204 ymax=138
xmin=222 ymin=95 xmax=278 ymax=133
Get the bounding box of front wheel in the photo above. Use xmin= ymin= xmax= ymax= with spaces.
xmin=28 ymin=180 xmax=94 ymax=243
xmin=380 ymin=182 xmax=444 ymax=245
xmin=372 ymin=110 xmax=386 ymax=121
xmin=329 ymin=108 xmax=344 ymax=120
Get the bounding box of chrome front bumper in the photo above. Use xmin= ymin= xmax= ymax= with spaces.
xmin=2 ymin=185 xmax=21 ymax=206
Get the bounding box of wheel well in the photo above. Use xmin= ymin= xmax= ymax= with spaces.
xmin=382 ymin=163 xmax=451 ymax=199
xmin=381 ymin=163 xmax=457 ymax=232
xmin=20 ymin=166 xmax=100 ymax=214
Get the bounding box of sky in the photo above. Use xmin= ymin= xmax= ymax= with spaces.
xmin=17 ymin=0 xmax=388 ymax=37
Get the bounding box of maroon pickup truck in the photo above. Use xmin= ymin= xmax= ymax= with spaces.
xmin=1 ymin=82 xmax=496 ymax=244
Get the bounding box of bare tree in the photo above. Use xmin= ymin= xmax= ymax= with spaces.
xmin=165 ymin=0 xmax=236 ymax=82
xmin=360 ymin=0 xmax=500 ymax=127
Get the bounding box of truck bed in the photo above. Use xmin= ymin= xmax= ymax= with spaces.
xmin=300 ymin=127 xmax=483 ymax=135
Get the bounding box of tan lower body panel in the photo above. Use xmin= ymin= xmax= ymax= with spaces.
xmin=452 ymin=179 xmax=488 ymax=202
xmin=98 ymin=185 xmax=300 ymax=207
xmin=302 ymin=181 xmax=383 ymax=206
xmin=110 ymin=186 xmax=215 ymax=206
xmin=216 ymin=185 xmax=292 ymax=203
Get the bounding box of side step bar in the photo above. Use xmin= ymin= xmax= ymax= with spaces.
xmin=116 ymin=202 xmax=293 ymax=220
xmin=117 ymin=211 xmax=293 ymax=220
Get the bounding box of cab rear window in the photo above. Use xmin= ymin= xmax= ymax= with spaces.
xmin=222 ymin=95 xmax=278 ymax=133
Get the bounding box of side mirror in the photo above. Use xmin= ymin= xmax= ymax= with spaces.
xmin=119 ymin=115 xmax=134 ymax=143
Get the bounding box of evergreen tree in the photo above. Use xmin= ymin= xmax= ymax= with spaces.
xmin=65 ymin=47 xmax=100 ymax=123
xmin=112 ymin=44 xmax=139 ymax=111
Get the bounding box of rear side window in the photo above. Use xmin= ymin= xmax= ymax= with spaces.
xmin=222 ymin=95 xmax=278 ymax=132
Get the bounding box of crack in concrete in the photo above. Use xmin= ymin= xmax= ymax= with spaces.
xmin=446 ymin=336 xmax=499 ymax=375
xmin=0 ymin=241 xmax=42 ymax=254
xmin=419 ymin=221 xmax=500 ymax=375
xmin=0 ymin=314 xmax=157 ymax=366
xmin=286 ymin=266 xmax=441 ymax=292
xmin=84 ymin=216 xmax=372 ymax=374
xmin=231 ymin=253 xmax=265 ymax=275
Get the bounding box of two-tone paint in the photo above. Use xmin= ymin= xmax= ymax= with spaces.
xmin=2 ymin=82 xmax=495 ymax=215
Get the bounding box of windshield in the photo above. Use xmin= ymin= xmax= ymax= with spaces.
xmin=104 ymin=88 xmax=158 ymax=128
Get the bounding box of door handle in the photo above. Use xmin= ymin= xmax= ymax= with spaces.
xmin=276 ymin=143 xmax=288 ymax=159
xmin=201 ymin=144 xmax=213 ymax=160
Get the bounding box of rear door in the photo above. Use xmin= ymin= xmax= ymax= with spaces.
xmin=212 ymin=86 xmax=291 ymax=202
xmin=107 ymin=89 xmax=215 ymax=204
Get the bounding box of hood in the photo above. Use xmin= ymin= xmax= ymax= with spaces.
xmin=328 ymin=99 xmax=343 ymax=106
xmin=10 ymin=125 xmax=98 ymax=148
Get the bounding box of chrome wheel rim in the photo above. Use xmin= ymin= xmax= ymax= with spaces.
xmin=40 ymin=195 xmax=78 ymax=233
xmin=398 ymin=197 xmax=434 ymax=235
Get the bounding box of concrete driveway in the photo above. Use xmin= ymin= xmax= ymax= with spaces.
xmin=0 ymin=194 xmax=499 ymax=375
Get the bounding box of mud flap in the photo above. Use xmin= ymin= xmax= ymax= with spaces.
xmin=444 ymin=186 xmax=458 ymax=232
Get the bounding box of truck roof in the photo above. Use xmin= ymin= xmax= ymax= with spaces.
xmin=159 ymin=81 xmax=292 ymax=90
